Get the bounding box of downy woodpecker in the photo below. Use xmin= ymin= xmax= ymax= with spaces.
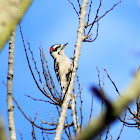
xmin=50 ymin=43 xmax=72 ymax=95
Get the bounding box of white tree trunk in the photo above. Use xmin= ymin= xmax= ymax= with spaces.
xmin=7 ymin=31 xmax=16 ymax=140
xmin=71 ymin=94 xmax=80 ymax=133
xmin=54 ymin=0 xmax=88 ymax=139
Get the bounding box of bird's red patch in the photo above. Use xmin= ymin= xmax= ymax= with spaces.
xmin=50 ymin=47 xmax=54 ymax=52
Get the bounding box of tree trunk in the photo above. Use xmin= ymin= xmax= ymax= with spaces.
xmin=7 ymin=31 xmax=16 ymax=140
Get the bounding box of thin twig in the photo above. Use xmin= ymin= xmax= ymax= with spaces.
xmin=97 ymin=0 xmax=122 ymax=22
xmin=84 ymin=21 xmax=99 ymax=42
xmin=88 ymin=92 xmax=94 ymax=124
xmin=85 ymin=0 xmax=121 ymax=42
xmin=13 ymin=96 xmax=56 ymax=131
xmin=77 ymin=0 xmax=81 ymax=10
xmin=118 ymin=117 xmax=137 ymax=126
xmin=24 ymin=94 xmax=56 ymax=105
xmin=86 ymin=0 xmax=102 ymax=35
xmin=41 ymin=49 xmax=61 ymax=99
xmin=31 ymin=110 xmax=40 ymax=139
xmin=105 ymin=125 xmax=110 ymax=140
xmin=27 ymin=41 xmax=43 ymax=85
xmin=19 ymin=24 xmax=50 ymax=100
xmin=87 ymin=0 xmax=92 ymax=25
xmin=102 ymin=67 xmax=120 ymax=95
xmin=65 ymin=117 xmax=71 ymax=138
xmin=41 ymin=124 xmax=46 ymax=140
xmin=18 ymin=130 xmax=23 ymax=140
xmin=40 ymin=48 xmax=60 ymax=100
xmin=117 ymin=109 xmax=127 ymax=140
xmin=102 ymin=67 xmax=137 ymax=117
xmin=68 ymin=0 xmax=79 ymax=16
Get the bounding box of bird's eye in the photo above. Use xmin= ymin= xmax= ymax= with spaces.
xmin=58 ymin=51 xmax=60 ymax=55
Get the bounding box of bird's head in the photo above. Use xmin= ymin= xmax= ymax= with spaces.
xmin=50 ymin=43 xmax=68 ymax=59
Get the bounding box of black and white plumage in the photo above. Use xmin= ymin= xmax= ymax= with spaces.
xmin=50 ymin=43 xmax=72 ymax=94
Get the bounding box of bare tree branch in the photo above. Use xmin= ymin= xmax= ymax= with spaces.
xmin=102 ymin=67 xmax=120 ymax=95
xmin=71 ymin=94 xmax=80 ymax=134
xmin=13 ymin=97 xmax=56 ymax=131
xmin=76 ymin=75 xmax=84 ymax=129
xmin=19 ymin=24 xmax=60 ymax=105
xmin=117 ymin=109 xmax=126 ymax=140
xmin=97 ymin=0 xmax=122 ymax=22
xmin=68 ymin=0 xmax=79 ymax=16
xmin=18 ymin=130 xmax=23 ymax=140
xmin=87 ymin=0 xmax=92 ymax=25
xmin=75 ymin=72 xmax=140 ymax=140
xmin=84 ymin=0 xmax=121 ymax=42
xmin=88 ymin=92 xmax=94 ymax=124
xmin=7 ymin=31 xmax=16 ymax=140
xmin=24 ymin=94 xmax=56 ymax=105
xmin=54 ymin=0 xmax=89 ymax=139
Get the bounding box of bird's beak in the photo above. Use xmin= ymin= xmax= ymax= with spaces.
xmin=61 ymin=43 xmax=68 ymax=50
xmin=64 ymin=43 xmax=68 ymax=47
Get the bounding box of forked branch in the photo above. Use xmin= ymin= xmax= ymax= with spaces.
xmin=54 ymin=0 xmax=88 ymax=139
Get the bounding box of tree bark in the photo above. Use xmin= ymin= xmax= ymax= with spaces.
xmin=71 ymin=94 xmax=80 ymax=134
xmin=54 ymin=0 xmax=88 ymax=139
xmin=7 ymin=31 xmax=16 ymax=140
xmin=0 ymin=0 xmax=32 ymax=51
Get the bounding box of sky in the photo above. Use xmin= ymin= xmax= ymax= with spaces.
xmin=0 ymin=0 xmax=140 ymax=139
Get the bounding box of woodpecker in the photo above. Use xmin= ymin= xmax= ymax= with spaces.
xmin=50 ymin=43 xmax=72 ymax=95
